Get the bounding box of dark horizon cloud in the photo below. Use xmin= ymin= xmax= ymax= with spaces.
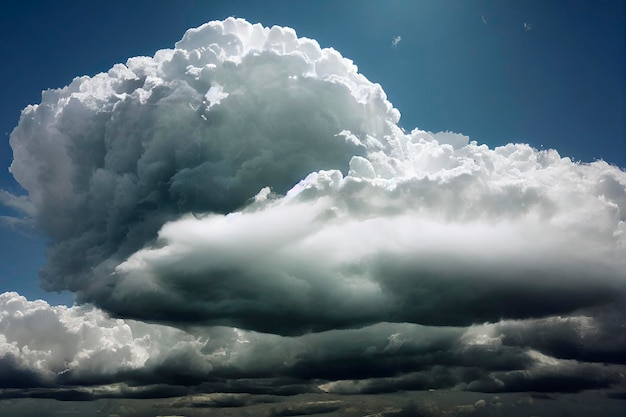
xmin=0 ymin=291 xmax=624 ymax=399
xmin=1 ymin=17 xmax=625 ymax=402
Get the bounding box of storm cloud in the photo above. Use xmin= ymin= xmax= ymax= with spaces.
xmin=1 ymin=292 xmax=624 ymax=399
xmin=2 ymin=17 xmax=625 ymax=400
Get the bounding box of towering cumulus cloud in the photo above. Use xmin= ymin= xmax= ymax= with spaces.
xmin=10 ymin=18 xmax=396 ymax=299
xmin=3 ymin=18 xmax=626 ymax=399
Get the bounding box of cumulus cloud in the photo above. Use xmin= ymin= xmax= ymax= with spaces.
xmin=0 ymin=190 xmax=36 ymax=231
xmin=2 ymin=17 xmax=626 ymax=398
xmin=9 ymin=18 xmax=397 ymax=297
xmin=102 ymin=132 xmax=626 ymax=334
xmin=0 ymin=292 xmax=201 ymax=388
xmin=0 ymin=191 xmax=36 ymax=217
xmin=7 ymin=17 xmax=626 ymax=335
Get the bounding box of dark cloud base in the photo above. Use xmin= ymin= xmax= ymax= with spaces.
xmin=1 ymin=390 xmax=625 ymax=417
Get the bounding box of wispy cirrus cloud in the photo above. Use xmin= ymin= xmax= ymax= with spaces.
xmin=391 ymin=35 xmax=402 ymax=48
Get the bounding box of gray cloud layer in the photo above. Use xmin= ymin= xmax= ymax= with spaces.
xmin=2 ymin=18 xmax=626 ymax=398
xmin=1 ymin=292 xmax=624 ymax=397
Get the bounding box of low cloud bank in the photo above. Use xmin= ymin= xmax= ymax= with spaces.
xmin=0 ymin=292 xmax=624 ymax=397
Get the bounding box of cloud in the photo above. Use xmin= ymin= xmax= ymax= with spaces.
xmin=391 ymin=35 xmax=402 ymax=48
xmin=1 ymin=291 xmax=624 ymax=398
xmin=0 ymin=190 xmax=36 ymax=231
xmin=2 ymin=17 xmax=626 ymax=399
xmin=8 ymin=18 xmax=397 ymax=299
xmin=0 ymin=292 xmax=204 ymax=388
xmin=100 ymin=133 xmax=626 ymax=334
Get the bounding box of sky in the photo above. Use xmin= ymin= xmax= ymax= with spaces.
xmin=0 ymin=1 xmax=625 ymax=416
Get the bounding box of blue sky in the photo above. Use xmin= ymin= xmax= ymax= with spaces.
xmin=0 ymin=0 xmax=624 ymax=304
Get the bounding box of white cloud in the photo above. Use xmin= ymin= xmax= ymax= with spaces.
xmin=105 ymin=128 xmax=626 ymax=333
xmin=7 ymin=18 xmax=398 ymax=297
xmin=0 ymin=291 xmax=283 ymax=390
xmin=0 ymin=292 xmax=198 ymax=386
xmin=204 ymin=84 xmax=229 ymax=110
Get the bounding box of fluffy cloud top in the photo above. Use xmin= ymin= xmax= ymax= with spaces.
xmin=0 ymin=292 xmax=193 ymax=388
xmin=10 ymin=18 xmax=397 ymax=297
xmin=2 ymin=17 xmax=626 ymax=398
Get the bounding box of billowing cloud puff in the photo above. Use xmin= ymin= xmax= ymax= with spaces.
xmin=3 ymin=17 xmax=626 ymax=399
xmin=0 ymin=292 xmax=210 ymax=389
xmin=9 ymin=17 xmax=397 ymax=296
